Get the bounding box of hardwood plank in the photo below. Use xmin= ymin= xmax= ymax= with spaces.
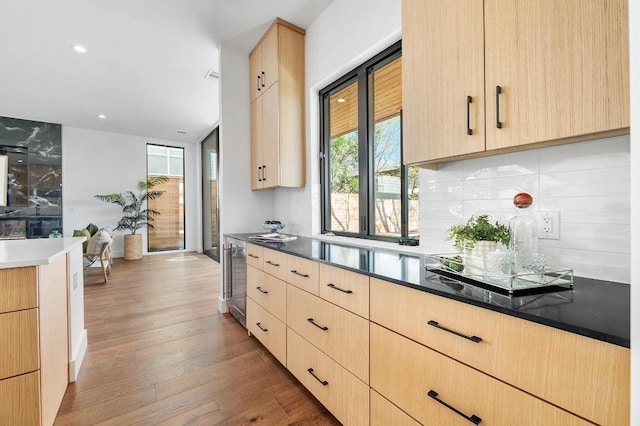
xmin=55 ymin=252 xmax=338 ymax=425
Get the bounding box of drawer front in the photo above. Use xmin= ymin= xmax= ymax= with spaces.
xmin=371 ymin=324 xmax=590 ymax=426
xmin=318 ymin=263 xmax=369 ymax=318
xmin=263 ymin=248 xmax=288 ymax=281
xmin=371 ymin=390 xmax=420 ymax=426
xmin=247 ymin=266 xmax=286 ymax=321
xmin=0 ymin=309 xmax=39 ymax=379
xmin=0 ymin=267 xmax=38 ymax=313
xmin=0 ymin=371 xmax=41 ymax=426
xmin=247 ymin=298 xmax=286 ymax=366
xmin=287 ymin=328 xmax=369 ymax=426
xmin=246 ymin=243 xmax=264 ymax=270
xmin=370 ymin=278 xmax=629 ymax=426
xmin=287 ymin=285 xmax=369 ymax=382
xmin=286 ymin=255 xmax=319 ymax=295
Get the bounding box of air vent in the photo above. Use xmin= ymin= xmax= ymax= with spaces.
xmin=175 ymin=130 xmax=187 ymax=135
xmin=205 ymin=69 xmax=219 ymax=80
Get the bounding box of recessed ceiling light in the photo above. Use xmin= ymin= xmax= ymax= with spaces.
xmin=337 ymin=98 xmax=346 ymax=103
xmin=98 ymin=114 xmax=107 ymax=119
xmin=175 ymin=130 xmax=187 ymax=135
xmin=72 ymin=44 xmax=87 ymax=53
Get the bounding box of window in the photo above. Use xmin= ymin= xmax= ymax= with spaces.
xmin=320 ymin=41 xmax=419 ymax=242
xmin=146 ymin=144 xmax=185 ymax=252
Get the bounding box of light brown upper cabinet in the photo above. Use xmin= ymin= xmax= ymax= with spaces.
xmin=249 ymin=18 xmax=306 ymax=189
xmin=402 ymin=0 xmax=629 ymax=166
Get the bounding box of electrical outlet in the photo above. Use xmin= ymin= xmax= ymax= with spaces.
xmin=538 ymin=210 xmax=560 ymax=239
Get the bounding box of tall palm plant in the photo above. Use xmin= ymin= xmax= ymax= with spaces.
xmin=94 ymin=176 xmax=169 ymax=235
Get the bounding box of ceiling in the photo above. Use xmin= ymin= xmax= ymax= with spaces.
xmin=0 ymin=0 xmax=334 ymax=144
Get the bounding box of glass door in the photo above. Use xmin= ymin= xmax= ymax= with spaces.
xmin=201 ymin=127 xmax=219 ymax=261
xmin=146 ymin=144 xmax=185 ymax=252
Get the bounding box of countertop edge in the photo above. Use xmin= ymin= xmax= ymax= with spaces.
xmin=233 ymin=234 xmax=630 ymax=349
xmin=0 ymin=237 xmax=85 ymax=269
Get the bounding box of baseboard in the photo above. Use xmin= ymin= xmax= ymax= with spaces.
xmin=68 ymin=328 xmax=88 ymax=382
xmin=218 ymin=296 xmax=228 ymax=314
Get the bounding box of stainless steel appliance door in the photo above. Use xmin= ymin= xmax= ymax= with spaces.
xmin=224 ymin=237 xmax=247 ymax=328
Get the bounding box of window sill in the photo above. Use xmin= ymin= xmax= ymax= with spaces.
xmin=312 ymin=233 xmax=442 ymax=256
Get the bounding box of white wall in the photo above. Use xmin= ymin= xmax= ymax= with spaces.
xmin=629 ymin=0 xmax=638 ymax=423
xmin=62 ymin=126 xmax=202 ymax=257
xmin=273 ymin=0 xmax=402 ymax=235
xmin=217 ymin=44 xmax=275 ymax=310
xmin=218 ymin=45 xmax=273 ymax=238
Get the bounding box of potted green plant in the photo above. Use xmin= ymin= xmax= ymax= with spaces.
xmin=95 ymin=175 xmax=169 ymax=260
xmin=447 ymin=215 xmax=510 ymax=276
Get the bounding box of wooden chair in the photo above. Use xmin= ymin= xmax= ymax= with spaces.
xmin=83 ymin=240 xmax=112 ymax=284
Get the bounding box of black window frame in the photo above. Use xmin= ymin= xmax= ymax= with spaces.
xmin=319 ymin=40 xmax=416 ymax=243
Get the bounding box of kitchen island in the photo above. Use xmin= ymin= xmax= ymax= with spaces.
xmin=230 ymin=233 xmax=630 ymax=425
xmin=0 ymin=237 xmax=86 ymax=426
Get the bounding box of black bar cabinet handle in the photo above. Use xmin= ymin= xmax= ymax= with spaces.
xmin=257 ymin=75 xmax=261 ymax=92
xmin=256 ymin=322 xmax=268 ymax=332
xmin=428 ymin=320 xmax=482 ymax=343
xmin=248 ymin=254 xmax=259 ymax=259
xmin=495 ymin=85 xmax=503 ymax=129
xmin=291 ymin=270 xmax=310 ymax=278
xmin=327 ymin=283 xmax=353 ymax=294
xmin=307 ymin=318 xmax=329 ymax=331
xmin=266 ymin=260 xmax=280 ymax=267
xmin=256 ymin=286 xmax=268 ymax=294
xmin=258 ymin=166 xmax=262 ymax=182
xmin=262 ymin=164 xmax=266 ymax=181
xmin=261 ymin=71 xmax=265 ymax=87
xmin=466 ymin=95 xmax=473 ymax=135
xmin=307 ymin=368 xmax=329 ymax=386
xmin=428 ymin=390 xmax=482 ymax=425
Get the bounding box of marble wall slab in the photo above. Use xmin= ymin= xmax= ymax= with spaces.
xmin=0 ymin=116 xmax=62 ymax=238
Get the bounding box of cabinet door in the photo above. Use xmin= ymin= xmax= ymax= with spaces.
xmin=287 ymin=285 xmax=369 ymax=383
xmin=0 ymin=310 xmax=39 ymax=379
xmin=250 ymin=97 xmax=263 ymax=190
xmin=0 ymin=372 xmax=41 ymax=426
xmin=249 ymin=46 xmax=262 ymax=104
xmin=371 ymin=324 xmax=590 ymax=426
xmin=247 ymin=298 xmax=286 ymax=366
xmin=261 ymin=83 xmax=280 ymax=188
xmin=287 ymin=328 xmax=369 ymax=426
xmin=484 ymin=0 xmax=629 ymax=150
xmin=402 ymin=0 xmax=485 ymax=164
xmin=38 ymin=255 xmax=69 ymax=426
xmin=261 ymin=24 xmax=279 ymax=91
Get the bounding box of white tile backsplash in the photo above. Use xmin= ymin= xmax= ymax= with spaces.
xmin=419 ymin=135 xmax=631 ymax=284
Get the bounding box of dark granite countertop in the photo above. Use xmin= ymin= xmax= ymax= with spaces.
xmin=228 ymin=234 xmax=630 ymax=348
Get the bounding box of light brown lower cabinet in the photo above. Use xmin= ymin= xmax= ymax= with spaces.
xmin=0 ymin=254 xmax=69 ymax=426
xmin=370 ymin=390 xmax=420 ymax=426
xmin=246 ymin=298 xmax=286 ymax=366
xmin=0 ymin=371 xmax=41 ymax=425
xmin=370 ymin=324 xmax=590 ymax=426
xmin=286 ymin=285 xmax=369 ymax=383
xmin=286 ymin=328 xmax=369 ymax=426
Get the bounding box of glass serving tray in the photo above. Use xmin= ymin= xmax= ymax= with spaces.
xmin=425 ymin=253 xmax=574 ymax=295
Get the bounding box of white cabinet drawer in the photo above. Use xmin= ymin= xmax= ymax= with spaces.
xmin=247 ymin=298 xmax=286 ymax=366
xmin=370 ymin=277 xmax=629 ymax=425
xmin=287 ymin=328 xmax=368 ymax=426
xmin=247 ymin=266 xmax=286 ymax=322
xmin=287 ymin=284 xmax=369 ymax=383
xmin=318 ymin=263 xmax=369 ymax=318
xmin=371 ymin=324 xmax=590 ymax=426
xmin=286 ymin=255 xmax=319 ymax=295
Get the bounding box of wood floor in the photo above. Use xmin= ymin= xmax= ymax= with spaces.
xmin=55 ymin=252 xmax=340 ymax=425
